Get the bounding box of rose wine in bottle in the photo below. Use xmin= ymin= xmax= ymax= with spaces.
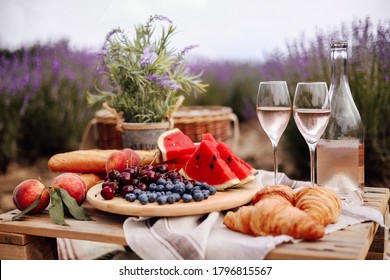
xmin=317 ymin=41 xmax=365 ymax=195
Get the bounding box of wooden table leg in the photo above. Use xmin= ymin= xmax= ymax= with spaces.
xmin=366 ymin=205 xmax=389 ymax=259
xmin=0 ymin=232 xmax=58 ymax=260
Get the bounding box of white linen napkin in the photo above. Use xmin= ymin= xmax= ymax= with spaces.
xmin=123 ymin=170 xmax=388 ymax=260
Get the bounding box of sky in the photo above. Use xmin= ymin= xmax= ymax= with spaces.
xmin=0 ymin=0 xmax=389 ymax=61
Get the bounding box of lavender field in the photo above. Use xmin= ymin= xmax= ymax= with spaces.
xmin=0 ymin=17 xmax=389 ymax=187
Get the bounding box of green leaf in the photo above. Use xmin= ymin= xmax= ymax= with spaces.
xmin=58 ymin=188 xmax=92 ymax=221
xmin=49 ymin=189 xmax=69 ymax=226
xmin=12 ymin=189 xmax=46 ymax=221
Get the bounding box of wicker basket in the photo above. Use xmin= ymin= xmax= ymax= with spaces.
xmin=94 ymin=109 xmax=124 ymax=149
xmin=172 ymin=106 xmax=239 ymax=148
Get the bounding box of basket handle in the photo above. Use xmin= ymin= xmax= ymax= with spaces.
xmin=79 ymin=118 xmax=98 ymax=150
xmin=229 ymin=113 xmax=240 ymax=152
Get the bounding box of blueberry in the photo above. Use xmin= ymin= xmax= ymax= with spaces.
xmin=201 ymin=182 xmax=210 ymax=189
xmin=173 ymin=184 xmax=185 ymax=195
xmin=202 ymin=189 xmax=210 ymax=199
xmin=182 ymin=193 xmax=193 ymax=203
xmin=208 ymin=186 xmax=217 ymax=195
xmin=157 ymin=195 xmax=167 ymax=205
xmin=193 ymin=192 xmax=204 ymax=202
xmin=148 ymin=183 xmax=157 ymax=192
xmin=156 ymin=178 xmax=167 ymax=185
xmin=156 ymin=184 xmax=165 ymax=192
xmin=138 ymin=194 xmax=148 ymax=205
xmin=192 ymin=189 xmax=202 ymax=195
xmin=185 ymin=183 xmax=194 ymax=194
xmin=133 ymin=189 xmax=142 ymax=197
xmin=173 ymin=193 xmax=181 ymax=202
xmin=165 ymin=183 xmax=174 ymax=192
xmin=148 ymin=192 xmax=158 ymax=203
xmin=125 ymin=193 xmax=137 ymax=202
xmin=166 ymin=195 xmax=175 ymax=204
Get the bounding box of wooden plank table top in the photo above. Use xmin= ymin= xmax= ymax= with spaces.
xmin=0 ymin=186 xmax=388 ymax=260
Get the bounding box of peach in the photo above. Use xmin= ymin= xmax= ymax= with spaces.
xmin=105 ymin=148 xmax=141 ymax=174
xmin=13 ymin=179 xmax=50 ymax=214
xmin=51 ymin=173 xmax=87 ymax=205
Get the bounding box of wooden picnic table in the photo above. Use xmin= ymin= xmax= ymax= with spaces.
xmin=0 ymin=186 xmax=388 ymax=260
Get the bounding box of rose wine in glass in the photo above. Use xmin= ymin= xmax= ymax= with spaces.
xmin=293 ymin=82 xmax=331 ymax=186
xmin=256 ymin=81 xmax=291 ymax=185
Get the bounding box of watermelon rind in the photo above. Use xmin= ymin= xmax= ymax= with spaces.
xmin=216 ymin=142 xmax=255 ymax=185
xmin=157 ymin=128 xmax=196 ymax=162
xmin=179 ymin=168 xmax=239 ymax=191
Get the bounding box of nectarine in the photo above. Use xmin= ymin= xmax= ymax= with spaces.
xmin=105 ymin=148 xmax=141 ymax=174
xmin=13 ymin=179 xmax=50 ymax=214
xmin=51 ymin=173 xmax=87 ymax=205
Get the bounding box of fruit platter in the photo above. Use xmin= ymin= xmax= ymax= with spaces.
xmin=87 ymin=180 xmax=260 ymax=217
xmin=86 ymin=129 xmax=261 ymax=216
xmin=10 ymin=128 xmax=260 ymax=223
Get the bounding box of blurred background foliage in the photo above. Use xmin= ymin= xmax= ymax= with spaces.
xmin=0 ymin=17 xmax=389 ymax=187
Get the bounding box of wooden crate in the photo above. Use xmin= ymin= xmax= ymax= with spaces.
xmin=0 ymin=232 xmax=57 ymax=260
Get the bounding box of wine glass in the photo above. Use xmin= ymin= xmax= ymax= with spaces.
xmin=256 ymin=81 xmax=291 ymax=185
xmin=293 ymin=82 xmax=331 ymax=186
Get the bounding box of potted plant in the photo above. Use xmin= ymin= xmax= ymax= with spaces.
xmin=88 ymin=14 xmax=207 ymax=150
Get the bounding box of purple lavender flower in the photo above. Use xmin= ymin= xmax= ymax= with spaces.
xmin=180 ymin=45 xmax=199 ymax=57
xmin=155 ymin=15 xmax=172 ymax=24
xmin=140 ymin=47 xmax=158 ymax=67
xmin=169 ymin=82 xmax=181 ymax=91
xmin=146 ymin=73 xmax=159 ymax=82
xmin=146 ymin=73 xmax=180 ymax=90
xmin=158 ymin=74 xmax=171 ymax=87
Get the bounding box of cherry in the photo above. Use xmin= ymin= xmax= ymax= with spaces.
xmin=141 ymin=164 xmax=154 ymax=172
xmin=168 ymin=171 xmax=179 ymax=180
xmin=101 ymin=186 xmax=115 ymax=200
xmin=102 ymin=180 xmax=115 ymax=189
xmin=154 ymin=164 xmax=168 ymax=174
xmin=119 ymin=171 xmax=132 ymax=186
xmin=108 ymin=170 xmax=121 ymax=181
xmin=137 ymin=182 xmax=148 ymax=191
xmin=124 ymin=166 xmax=139 ymax=178
xmin=121 ymin=185 xmax=135 ymax=198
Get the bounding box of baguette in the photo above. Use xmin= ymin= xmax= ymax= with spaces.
xmin=79 ymin=173 xmax=106 ymax=190
xmin=48 ymin=149 xmax=117 ymax=173
xmin=48 ymin=149 xmax=160 ymax=174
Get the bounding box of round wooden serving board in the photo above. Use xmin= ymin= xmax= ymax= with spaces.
xmin=87 ymin=180 xmax=261 ymax=217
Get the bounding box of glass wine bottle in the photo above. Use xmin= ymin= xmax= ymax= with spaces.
xmin=316 ymin=40 xmax=365 ymax=195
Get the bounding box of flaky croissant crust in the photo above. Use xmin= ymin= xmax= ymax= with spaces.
xmin=223 ymin=185 xmax=342 ymax=240
xmin=294 ymin=186 xmax=342 ymax=226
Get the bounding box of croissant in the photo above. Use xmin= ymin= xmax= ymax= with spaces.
xmin=223 ymin=185 xmax=325 ymax=240
xmin=251 ymin=184 xmax=295 ymax=204
xmin=294 ymin=186 xmax=342 ymax=226
xmin=249 ymin=196 xmax=324 ymax=240
xmin=223 ymin=205 xmax=255 ymax=235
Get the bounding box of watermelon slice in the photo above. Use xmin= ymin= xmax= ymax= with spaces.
xmin=203 ymin=133 xmax=257 ymax=175
xmin=165 ymin=163 xmax=184 ymax=172
xmin=216 ymin=142 xmax=255 ymax=184
xmin=202 ymin=133 xmax=218 ymax=146
xmin=163 ymin=153 xmax=192 ymax=171
xmin=180 ymin=140 xmax=240 ymax=190
xmin=157 ymin=128 xmax=196 ymax=162
xmin=237 ymin=157 xmax=258 ymax=175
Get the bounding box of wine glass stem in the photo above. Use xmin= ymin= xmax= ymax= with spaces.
xmin=272 ymin=141 xmax=278 ymax=185
xmin=308 ymin=142 xmax=317 ymax=186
